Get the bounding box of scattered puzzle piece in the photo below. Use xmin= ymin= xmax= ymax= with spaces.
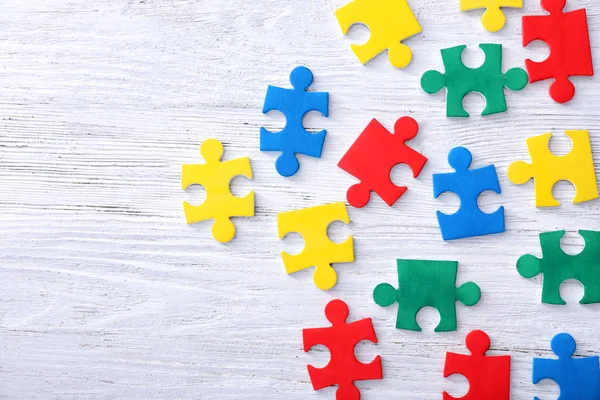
xmin=517 ymin=230 xmax=600 ymax=305
xmin=444 ymin=330 xmax=510 ymax=400
xmin=523 ymin=0 xmax=594 ymax=103
xmin=421 ymin=44 xmax=528 ymax=117
xmin=508 ymin=130 xmax=598 ymax=207
xmin=261 ymin=66 xmax=329 ymax=177
xmin=303 ymin=299 xmax=383 ymax=400
xmin=460 ymin=0 xmax=522 ymax=32
xmin=533 ymin=333 xmax=600 ymax=400
xmin=278 ymin=202 xmax=354 ymax=290
xmin=335 ymin=0 xmax=422 ymax=68
xmin=337 ymin=116 xmax=428 ymax=208
xmin=433 ymin=146 xmax=505 ymax=241
xmin=373 ymin=259 xmax=481 ymax=332
xmin=181 ymin=138 xmax=254 ymax=243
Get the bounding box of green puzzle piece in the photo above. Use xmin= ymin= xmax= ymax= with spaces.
xmin=421 ymin=43 xmax=528 ymax=117
xmin=518 ymin=230 xmax=600 ymax=305
xmin=373 ymin=259 xmax=481 ymax=332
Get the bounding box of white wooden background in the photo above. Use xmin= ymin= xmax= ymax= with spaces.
xmin=1 ymin=0 xmax=600 ymax=398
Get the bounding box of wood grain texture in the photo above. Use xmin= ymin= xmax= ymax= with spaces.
xmin=1 ymin=0 xmax=600 ymax=398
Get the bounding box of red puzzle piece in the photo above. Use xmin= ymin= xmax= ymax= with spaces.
xmin=337 ymin=116 xmax=427 ymax=208
xmin=443 ymin=330 xmax=511 ymax=400
xmin=303 ymin=299 xmax=383 ymax=400
xmin=522 ymin=0 xmax=594 ymax=103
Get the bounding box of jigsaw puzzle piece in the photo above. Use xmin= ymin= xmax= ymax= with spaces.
xmin=460 ymin=0 xmax=523 ymax=32
xmin=421 ymin=44 xmax=528 ymax=117
xmin=434 ymin=147 xmax=505 ymax=240
xmin=261 ymin=66 xmax=329 ymax=177
xmin=517 ymin=230 xmax=600 ymax=305
xmin=444 ymin=330 xmax=511 ymax=400
xmin=303 ymin=299 xmax=383 ymax=399
xmin=522 ymin=0 xmax=593 ymax=103
xmin=508 ymin=130 xmax=598 ymax=207
xmin=335 ymin=0 xmax=422 ymax=68
xmin=181 ymin=138 xmax=254 ymax=243
xmin=373 ymin=259 xmax=481 ymax=332
xmin=337 ymin=116 xmax=428 ymax=208
xmin=533 ymin=333 xmax=600 ymax=400
xmin=278 ymin=202 xmax=354 ymax=290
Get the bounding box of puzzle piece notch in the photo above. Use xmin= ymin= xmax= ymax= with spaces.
xmin=261 ymin=66 xmax=329 ymax=177
xmin=303 ymin=299 xmax=383 ymax=400
xmin=337 ymin=116 xmax=428 ymax=208
xmin=335 ymin=0 xmax=422 ymax=68
xmin=277 ymin=202 xmax=354 ymax=290
xmin=181 ymin=138 xmax=254 ymax=243
xmin=421 ymin=44 xmax=528 ymax=117
xmin=444 ymin=330 xmax=511 ymax=400
xmin=460 ymin=0 xmax=523 ymax=32
xmin=433 ymin=146 xmax=505 ymax=240
xmin=507 ymin=130 xmax=598 ymax=207
xmin=517 ymin=230 xmax=600 ymax=305
xmin=533 ymin=333 xmax=600 ymax=400
xmin=373 ymin=259 xmax=481 ymax=332
xmin=522 ymin=0 xmax=594 ymax=103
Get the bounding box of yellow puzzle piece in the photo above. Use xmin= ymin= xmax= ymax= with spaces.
xmin=508 ymin=130 xmax=598 ymax=207
xmin=181 ymin=138 xmax=254 ymax=243
xmin=277 ymin=202 xmax=354 ymax=290
xmin=460 ymin=0 xmax=522 ymax=32
xmin=335 ymin=0 xmax=421 ymax=68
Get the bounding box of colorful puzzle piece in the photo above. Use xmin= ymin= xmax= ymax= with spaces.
xmin=181 ymin=138 xmax=254 ymax=243
xmin=523 ymin=0 xmax=594 ymax=103
xmin=337 ymin=116 xmax=428 ymax=208
xmin=421 ymin=44 xmax=528 ymax=117
xmin=444 ymin=330 xmax=511 ymax=400
xmin=533 ymin=333 xmax=600 ymax=400
xmin=433 ymin=147 xmax=505 ymax=241
xmin=460 ymin=0 xmax=523 ymax=32
xmin=303 ymin=299 xmax=383 ymax=400
xmin=508 ymin=130 xmax=598 ymax=207
xmin=261 ymin=66 xmax=329 ymax=177
xmin=278 ymin=202 xmax=354 ymax=290
xmin=517 ymin=230 xmax=600 ymax=305
xmin=373 ymin=259 xmax=481 ymax=332
xmin=335 ymin=0 xmax=422 ymax=68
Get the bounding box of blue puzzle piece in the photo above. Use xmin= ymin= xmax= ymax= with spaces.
xmin=260 ymin=66 xmax=329 ymax=177
xmin=533 ymin=333 xmax=600 ymax=400
xmin=433 ymin=146 xmax=505 ymax=240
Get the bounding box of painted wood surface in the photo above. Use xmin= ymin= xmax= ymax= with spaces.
xmin=1 ymin=0 xmax=600 ymax=398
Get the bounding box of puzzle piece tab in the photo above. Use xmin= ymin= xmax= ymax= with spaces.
xmin=433 ymin=146 xmax=505 ymax=241
xmin=444 ymin=330 xmax=511 ymax=400
xmin=508 ymin=130 xmax=598 ymax=207
xmin=181 ymin=138 xmax=254 ymax=243
xmin=337 ymin=116 xmax=428 ymax=208
xmin=335 ymin=0 xmax=422 ymax=68
xmin=261 ymin=66 xmax=329 ymax=177
xmin=373 ymin=259 xmax=481 ymax=332
xmin=533 ymin=333 xmax=600 ymax=400
xmin=421 ymin=44 xmax=528 ymax=117
xmin=460 ymin=0 xmax=523 ymax=32
xmin=523 ymin=0 xmax=594 ymax=103
xmin=303 ymin=299 xmax=383 ymax=400
xmin=278 ymin=202 xmax=354 ymax=290
xmin=517 ymin=230 xmax=600 ymax=305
